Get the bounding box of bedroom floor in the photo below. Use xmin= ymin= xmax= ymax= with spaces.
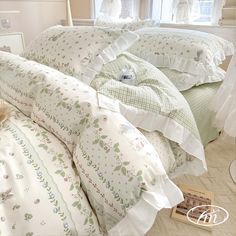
xmin=147 ymin=134 xmax=236 ymax=236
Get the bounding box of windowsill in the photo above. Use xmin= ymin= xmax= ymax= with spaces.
xmin=68 ymin=19 xmax=236 ymax=28
xmin=160 ymin=22 xmax=236 ymax=28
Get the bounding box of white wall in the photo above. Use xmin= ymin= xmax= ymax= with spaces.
xmin=0 ymin=0 xmax=66 ymax=45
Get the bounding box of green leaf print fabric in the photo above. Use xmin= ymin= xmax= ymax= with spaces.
xmin=0 ymin=100 xmax=101 ymax=236
xmin=31 ymin=60 xmax=183 ymax=234
xmin=0 ymin=52 xmax=48 ymax=116
xmin=128 ymin=27 xmax=234 ymax=77
xmin=0 ymin=51 xmax=184 ymax=235
xmin=21 ymin=26 xmax=139 ymax=82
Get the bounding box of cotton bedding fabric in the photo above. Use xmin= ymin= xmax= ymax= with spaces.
xmin=0 ymin=101 xmax=102 ymax=236
xmin=91 ymin=52 xmax=206 ymax=176
xmin=139 ymin=83 xmax=221 ymax=178
xmin=0 ymin=29 xmax=213 ymax=233
xmin=182 ymin=82 xmax=222 ymax=146
xmin=129 ymin=27 xmax=234 ymax=82
xmin=159 ymin=67 xmax=225 ymax=91
xmin=22 ymin=26 xmax=139 ymax=83
xmin=0 ymin=51 xmax=188 ymax=235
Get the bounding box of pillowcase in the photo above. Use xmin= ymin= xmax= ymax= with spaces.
xmin=95 ymin=16 xmax=156 ymax=31
xmin=22 ymin=25 xmax=139 ymax=83
xmin=159 ymin=67 xmax=226 ymax=91
xmin=91 ymin=52 xmax=207 ymax=177
xmin=0 ymin=51 xmax=47 ymax=116
xmin=129 ymin=27 xmax=234 ymax=78
xmin=0 ymin=51 xmax=184 ymax=235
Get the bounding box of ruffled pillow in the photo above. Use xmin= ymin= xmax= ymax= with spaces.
xmin=22 ymin=25 xmax=139 ymax=82
xmin=0 ymin=52 xmax=184 ymax=236
xmin=159 ymin=67 xmax=226 ymax=91
xmin=129 ymin=27 xmax=234 ymax=79
xmin=91 ymin=52 xmax=207 ymax=176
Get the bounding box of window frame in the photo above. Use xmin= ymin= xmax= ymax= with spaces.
xmin=150 ymin=0 xmax=220 ymax=26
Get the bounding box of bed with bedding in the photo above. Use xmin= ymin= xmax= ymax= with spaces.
xmin=0 ymin=25 xmax=234 ymax=236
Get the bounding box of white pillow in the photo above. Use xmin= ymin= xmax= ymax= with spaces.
xmin=95 ymin=16 xmax=157 ymax=31
xmin=129 ymin=27 xmax=234 ymax=78
xmin=159 ymin=67 xmax=226 ymax=91
xmin=22 ymin=25 xmax=139 ymax=83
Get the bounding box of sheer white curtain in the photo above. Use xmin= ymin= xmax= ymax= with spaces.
xmin=151 ymin=0 xmax=224 ymax=25
xmin=211 ymin=0 xmax=226 ymax=25
xmin=97 ymin=0 xmax=139 ymax=19
xmin=100 ymin=0 xmax=122 ymax=18
xmin=172 ymin=0 xmax=200 ymax=23
xmin=151 ymin=0 xmax=200 ymax=23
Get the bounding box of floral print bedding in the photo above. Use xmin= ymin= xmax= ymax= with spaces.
xmin=91 ymin=52 xmax=206 ymax=176
xmin=21 ymin=26 xmax=139 ymax=83
xmin=0 ymin=51 xmax=184 ymax=236
xmin=0 ymin=100 xmax=102 ymax=236
xmin=129 ymin=27 xmax=234 ymax=79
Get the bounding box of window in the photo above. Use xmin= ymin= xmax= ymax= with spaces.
xmin=120 ymin=0 xmax=136 ymax=18
xmin=151 ymin=0 xmax=216 ymax=25
xmin=193 ymin=0 xmax=214 ymax=23
xmin=93 ymin=0 xmax=221 ymax=25
xmin=93 ymin=0 xmax=139 ymax=19
xmin=93 ymin=0 xmax=103 ymax=18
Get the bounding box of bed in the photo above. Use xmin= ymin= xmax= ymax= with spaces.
xmin=0 ymin=25 xmax=234 ymax=236
xmin=0 ymin=50 xmax=200 ymax=236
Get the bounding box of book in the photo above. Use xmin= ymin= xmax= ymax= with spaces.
xmin=171 ymin=184 xmax=214 ymax=231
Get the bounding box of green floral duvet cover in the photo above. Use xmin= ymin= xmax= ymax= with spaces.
xmin=0 ymin=51 xmax=185 ymax=236
xmin=0 ymin=100 xmax=101 ymax=236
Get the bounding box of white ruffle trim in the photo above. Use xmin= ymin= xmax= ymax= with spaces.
xmin=160 ymin=67 xmax=225 ymax=92
xmin=195 ymin=67 xmax=225 ymax=85
xmin=98 ymin=94 xmax=207 ymax=176
xmin=82 ymin=31 xmax=139 ymax=85
xmin=108 ymin=176 xmax=184 ymax=236
xmin=143 ymin=54 xmax=210 ymax=76
xmin=212 ymin=42 xmax=235 ymax=66
xmin=135 ymin=44 xmax=234 ymax=77
xmin=139 ymin=54 xmax=225 ymax=77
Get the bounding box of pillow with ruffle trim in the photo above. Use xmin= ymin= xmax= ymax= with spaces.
xmin=159 ymin=67 xmax=226 ymax=91
xmin=129 ymin=27 xmax=234 ymax=79
xmin=0 ymin=53 xmax=184 ymax=236
xmin=91 ymin=52 xmax=207 ymax=177
xmin=22 ymin=25 xmax=139 ymax=82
